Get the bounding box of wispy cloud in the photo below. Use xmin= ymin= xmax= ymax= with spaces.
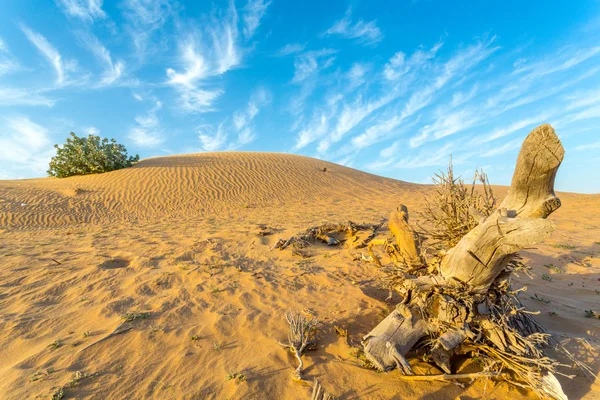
xmin=324 ymin=7 xmax=383 ymax=46
xmin=292 ymin=48 xmax=337 ymax=83
xmin=230 ymin=87 xmax=271 ymax=148
xmin=242 ymin=0 xmax=271 ymax=39
xmin=383 ymin=41 xmax=443 ymax=81
xmin=128 ymin=100 xmax=164 ymax=147
xmin=575 ymin=140 xmax=600 ymax=151
xmin=78 ymin=33 xmax=125 ymax=86
xmin=196 ymin=87 xmax=271 ymax=151
xmin=198 ymin=123 xmax=227 ymax=151
xmin=166 ymin=2 xmax=240 ymax=113
xmin=0 ymin=36 xmax=21 ymax=76
xmin=480 ymin=137 xmax=523 ymax=157
xmin=122 ymin=0 xmax=173 ymax=60
xmin=21 ymin=25 xmax=71 ymax=85
xmin=0 ymin=117 xmax=54 ymax=178
xmin=0 ymin=88 xmax=57 ymax=107
xmin=471 ymin=115 xmax=548 ymax=145
xmin=348 ymin=37 xmax=497 ymax=152
xmin=55 ymin=0 xmax=106 ymax=22
xmin=275 ymin=43 xmax=306 ymax=57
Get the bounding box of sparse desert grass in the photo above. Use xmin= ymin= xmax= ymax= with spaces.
xmin=585 ymin=310 xmax=600 ymax=319
xmin=544 ymin=263 xmax=563 ymax=273
xmin=47 ymin=339 xmax=61 ymax=350
xmin=51 ymin=387 xmax=64 ymax=400
xmin=66 ymin=371 xmax=87 ymax=388
xmin=191 ymin=335 xmax=199 ymax=341
xmin=226 ymin=372 xmax=246 ymax=382
xmin=213 ymin=342 xmax=222 ymax=351
xmin=349 ymin=347 xmax=376 ymax=370
xmin=542 ymin=273 xmax=553 ymax=282
xmin=122 ymin=312 xmax=149 ymax=322
xmin=552 ymin=243 xmax=577 ymax=250
xmin=530 ymin=294 xmax=551 ymax=303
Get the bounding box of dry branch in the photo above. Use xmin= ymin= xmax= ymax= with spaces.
xmin=285 ymin=311 xmax=319 ymax=380
xmin=362 ymin=124 xmax=576 ymax=400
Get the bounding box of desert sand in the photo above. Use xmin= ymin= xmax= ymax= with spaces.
xmin=0 ymin=152 xmax=598 ymax=399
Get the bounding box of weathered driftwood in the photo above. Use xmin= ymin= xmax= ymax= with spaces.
xmin=362 ymin=304 xmax=428 ymax=374
xmin=362 ymin=124 xmax=570 ymax=399
xmin=439 ymin=124 xmax=564 ymax=292
xmin=388 ymin=204 xmax=422 ymax=263
xmin=311 ymin=379 xmax=335 ymax=400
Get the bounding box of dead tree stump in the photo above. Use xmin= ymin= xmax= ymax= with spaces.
xmin=362 ymin=124 xmax=569 ymax=398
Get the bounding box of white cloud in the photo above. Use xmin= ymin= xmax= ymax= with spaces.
xmin=324 ymin=7 xmax=383 ymax=46
xmin=275 ymin=43 xmax=306 ymax=57
xmin=394 ymin=142 xmax=473 ymax=169
xmin=128 ymin=101 xmax=164 ymax=147
xmin=21 ymin=25 xmax=68 ymax=85
xmin=575 ymin=141 xmax=600 ymax=151
xmin=480 ymin=138 xmax=523 ymax=157
xmin=122 ymin=0 xmax=173 ymax=59
xmin=198 ymin=123 xmax=227 ymax=151
xmin=85 ymin=126 xmax=100 ymax=135
xmin=384 ymin=41 xmax=443 ymax=81
xmin=0 ymin=117 xmax=54 ymax=178
xmin=346 ymin=62 xmax=368 ymax=88
xmin=166 ymin=3 xmax=240 ymax=113
xmin=349 ymin=37 xmax=498 ymax=152
xmin=472 ymin=115 xmax=548 ymax=145
xmin=229 ymin=87 xmax=270 ymax=148
xmin=0 ymin=88 xmax=57 ymax=107
xmin=292 ymin=48 xmax=337 ymax=83
xmin=242 ymin=0 xmax=271 ymax=39
xmin=0 ymin=36 xmax=20 ymax=76
xmin=56 ymin=0 xmax=106 ymax=22
xmin=79 ymin=33 xmax=125 ymax=86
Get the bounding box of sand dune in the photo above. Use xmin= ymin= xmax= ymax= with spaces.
xmin=0 ymin=153 xmax=423 ymax=229
xmin=0 ymin=153 xmax=598 ymax=399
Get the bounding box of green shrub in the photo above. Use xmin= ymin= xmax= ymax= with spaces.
xmin=48 ymin=132 xmax=139 ymax=178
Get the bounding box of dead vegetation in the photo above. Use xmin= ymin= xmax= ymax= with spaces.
xmin=280 ymin=125 xmax=595 ymax=399
xmin=282 ymin=311 xmax=319 ymax=380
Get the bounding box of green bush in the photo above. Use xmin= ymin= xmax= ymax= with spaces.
xmin=48 ymin=132 xmax=139 ymax=178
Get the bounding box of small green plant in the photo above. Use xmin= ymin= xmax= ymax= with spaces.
xmin=552 ymin=243 xmax=576 ymax=250
xmin=122 ymin=312 xmax=149 ymax=322
xmin=549 ymin=311 xmax=558 ymax=316
xmin=542 ymin=274 xmax=553 ymax=282
xmin=595 ymin=290 xmax=600 ymax=295
xmin=350 ymin=347 xmax=376 ymax=369
xmin=213 ymin=342 xmax=222 ymax=351
xmin=226 ymin=372 xmax=246 ymax=382
xmin=543 ymin=263 xmax=563 ymax=273
xmin=51 ymin=388 xmax=64 ymax=400
xmin=30 ymin=371 xmax=45 ymax=382
xmin=585 ymin=310 xmax=600 ymax=319
xmin=47 ymin=339 xmax=62 ymax=350
xmin=66 ymin=371 xmax=87 ymax=388
xmin=83 ymin=331 xmax=90 ymax=338
xmin=48 ymin=132 xmax=139 ymax=178
xmin=530 ymin=294 xmax=551 ymax=304
xmin=191 ymin=335 xmax=199 ymax=341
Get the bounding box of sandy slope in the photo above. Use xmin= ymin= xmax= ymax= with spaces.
xmin=0 ymin=152 xmax=598 ymax=400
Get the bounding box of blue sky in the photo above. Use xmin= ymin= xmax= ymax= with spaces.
xmin=1 ymin=0 xmax=600 ymax=193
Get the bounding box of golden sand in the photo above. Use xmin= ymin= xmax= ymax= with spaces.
xmin=0 ymin=153 xmax=598 ymax=399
